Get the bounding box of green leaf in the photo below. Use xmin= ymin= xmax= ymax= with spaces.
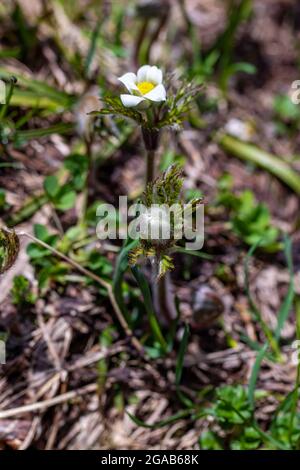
xmin=34 ymin=224 xmax=50 ymax=241
xmin=175 ymin=323 xmax=193 ymax=408
xmin=44 ymin=175 xmax=59 ymax=199
xmin=127 ymin=409 xmax=191 ymax=429
xmin=230 ymin=426 xmax=261 ymax=450
xmin=64 ymin=154 xmax=89 ymax=191
xmin=15 ymin=123 xmax=74 ymax=142
xmin=92 ymin=95 xmax=145 ymax=125
xmin=0 ymin=189 xmax=6 ymax=210
xmin=199 ymin=430 xmax=223 ymax=450
xmin=274 ymin=95 xmax=300 ymax=122
xmin=215 ymin=385 xmax=252 ymax=425
xmin=55 ymin=190 xmax=76 ymax=211
xmin=11 ymin=275 xmax=36 ymax=306
xmin=113 ymin=238 xmax=138 ymax=322
xmin=131 ymin=265 xmax=167 ymax=353
xmin=0 ymin=67 xmax=76 ymax=109
xmin=6 ymin=193 xmax=48 ymax=227
xmin=113 ymin=239 xmax=138 ymax=291
xmin=248 ymin=343 xmax=268 ymax=410
xmin=176 ymin=323 xmax=189 ymax=386
xmin=228 ymin=62 xmax=256 ymax=76
xmin=27 ymin=243 xmax=50 ymax=259
xmin=27 ymin=225 xmax=58 ymax=260
xmin=218 ymin=134 xmax=300 ymax=196
xmin=84 ymin=20 xmax=101 ymax=77
xmin=275 ymin=235 xmax=294 ymax=340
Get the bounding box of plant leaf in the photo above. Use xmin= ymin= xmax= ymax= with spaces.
xmin=275 ymin=235 xmax=294 ymax=340
xmin=248 ymin=343 xmax=268 ymax=410
xmin=176 ymin=323 xmax=189 ymax=386
xmin=131 ymin=265 xmax=167 ymax=352
xmin=219 ymin=134 xmax=300 ymax=196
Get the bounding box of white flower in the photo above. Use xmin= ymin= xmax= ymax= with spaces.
xmin=118 ymin=65 xmax=166 ymax=108
xmin=139 ymin=206 xmax=171 ymax=243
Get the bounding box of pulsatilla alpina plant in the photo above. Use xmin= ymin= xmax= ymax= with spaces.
xmin=128 ymin=165 xmax=203 ymax=278
xmin=91 ymin=65 xmax=203 ymax=321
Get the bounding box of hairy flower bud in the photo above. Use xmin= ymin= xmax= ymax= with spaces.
xmin=139 ymin=206 xmax=171 ymax=245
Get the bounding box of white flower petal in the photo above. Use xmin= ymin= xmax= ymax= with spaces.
xmin=144 ymin=84 xmax=166 ymax=102
xmin=120 ymin=94 xmax=145 ymax=107
xmin=118 ymin=73 xmax=138 ymax=92
xmin=137 ymin=65 xmax=152 ymax=83
xmin=146 ymin=66 xmax=163 ymax=85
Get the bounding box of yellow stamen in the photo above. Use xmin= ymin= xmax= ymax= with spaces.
xmin=137 ymin=81 xmax=155 ymax=95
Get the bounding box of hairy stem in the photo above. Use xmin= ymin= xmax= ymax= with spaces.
xmin=142 ymin=126 xmax=159 ymax=184
xmin=154 ymin=270 xmax=177 ymax=325
xmin=141 ymin=128 xmax=177 ymax=326
xmin=146 ymin=149 xmax=156 ymax=184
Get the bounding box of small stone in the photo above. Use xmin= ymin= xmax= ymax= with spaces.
xmin=192 ymin=285 xmax=224 ymax=329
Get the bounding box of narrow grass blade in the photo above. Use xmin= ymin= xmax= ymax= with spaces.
xmin=275 ymin=235 xmax=294 ymax=340
xmin=252 ymin=421 xmax=289 ymax=450
xmin=113 ymin=238 xmax=138 ymax=322
xmin=9 ymin=90 xmax=69 ymax=112
xmin=113 ymin=239 xmax=138 ymax=291
xmin=175 ymin=246 xmax=213 ymax=260
xmin=248 ymin=343 xmax=268 ymax=409
xmin=176 ymin=324 xmax=189 ymax=385
xmin=131 ymin=265 xmax=167 ymax=352
xmin=175 ymin=324 xmax=193 ymax=408
xmin=0 ymin=67 xmax=76 ymax=110
xmin=5 ymin=194 xmax=48 ymax=227
xmin=85 ymin=20 xmax=101 ymax=77
xmin=15 ymin=123 xmax=74 ymax=141
xmin=127 ymin=409 xmax=192 ymax=429
xmin=219 ymin=134 xmax=300 ymax=195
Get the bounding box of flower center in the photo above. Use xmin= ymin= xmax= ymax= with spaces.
xmin=137 ymin=81 xmax=155 ymax=95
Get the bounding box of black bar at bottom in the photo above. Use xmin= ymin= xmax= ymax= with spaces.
xmin=0 ymin=450 xmax=298 ymax=466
